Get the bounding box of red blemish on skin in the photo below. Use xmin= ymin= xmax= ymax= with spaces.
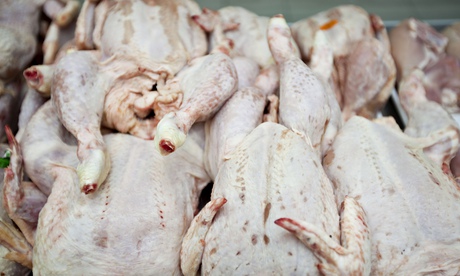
xmin=160 ymin=140 xmax=175 ymax=153
xmin=82 ymin=183 xmax=98 ymax=194
xmin=320 ymin=19 xmax=338 ymax=30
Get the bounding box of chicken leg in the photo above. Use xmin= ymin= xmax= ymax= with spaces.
xmin=51 ymin=50 xmax=110 ymax=194
xmin=154 ymin=53 xmax=238 ymax=156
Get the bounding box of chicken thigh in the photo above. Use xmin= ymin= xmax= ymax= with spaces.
xmin=324 ymin=116 xmax=460 ymax=274
xmin=268 ymin=15 xmax=337 ymax=157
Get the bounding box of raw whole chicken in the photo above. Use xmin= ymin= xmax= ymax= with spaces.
xmin=182 ymin=122 xmax=370 ymax=276
xmin=442 ymin=22 xmax=460 ymax=59
xmin=390 ymin=18 xmax=460 ymax=113
xmin=34 ymin=134 xmax=209 ymax=274
xmin=52 ymin=0 xmax=237 ymax=193
xmin=324 ymin=116 xmax=460 ymax=274
xmin=2 ymin=102 xmax=210 ymax=274
xmin=180 ymin=16 xmax=370 ymax=276
xmin=291 ymin=5 xmax=396 ymax=120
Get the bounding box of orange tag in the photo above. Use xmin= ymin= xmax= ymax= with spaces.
xmin=319 ymin=19 xmax=338 ymax=30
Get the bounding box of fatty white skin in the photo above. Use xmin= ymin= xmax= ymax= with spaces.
xmin=200 ymin=123 xmax=340 ymax=275
xmin=324 ymin=116 xmax=460 ymax=275
xmin=33 ymin=130 xmax=210 ymax=275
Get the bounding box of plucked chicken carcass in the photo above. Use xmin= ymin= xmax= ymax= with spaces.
xmin=389 ymin=18 xmax=460 ymax=113
xmin=2 ymin=102 xmax=211 ymax=274
xmin=52 ymin=0 xmax=237 ymax=193
xmin=323 ymin=115 xmax=460 ymax=274
xmin=180 ymin=15 xmax=370 ymax=276
xmin=33 ymin=133 xmax=210 ymax=275
xmin=291 ymin=5 xmax=396 ymax=120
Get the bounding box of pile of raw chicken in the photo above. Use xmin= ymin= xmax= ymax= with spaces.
xmin=0 ymin=0 xmax=459 ymax=275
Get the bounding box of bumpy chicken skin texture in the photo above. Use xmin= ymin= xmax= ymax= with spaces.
xmin=324 ymin=116 xmax=460 ymax=274
xmin=33 ymin=131 xmax=209 ymax=275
